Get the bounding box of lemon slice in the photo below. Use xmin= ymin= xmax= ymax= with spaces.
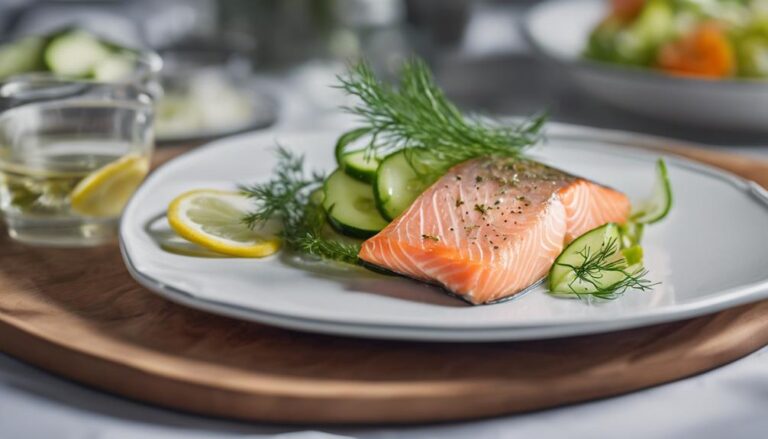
xmin=71 ymin=153 xmax=150 ymax=217
xmin=167 ymin=189 xmax=281 ymax=257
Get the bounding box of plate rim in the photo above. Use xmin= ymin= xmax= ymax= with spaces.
xmin=120 ymin=123 xmax=768 ymax=342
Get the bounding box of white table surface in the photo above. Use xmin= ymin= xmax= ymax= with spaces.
xmin=3 ymin=5 xmax=768 ymax=437
xmin=1 ymin=348 xmax=767 ymax=439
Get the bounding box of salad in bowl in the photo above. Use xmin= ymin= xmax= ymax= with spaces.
xmin=586 ymin=0 xmax=768 ymax=79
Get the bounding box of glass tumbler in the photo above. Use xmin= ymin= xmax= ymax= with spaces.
xmin=0 ymin=76 xmax=154 ymax=246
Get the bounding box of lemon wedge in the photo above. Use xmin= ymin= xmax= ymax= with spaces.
xmin=167 ymin=189 xmax=281 ymax=257
xmin=71 ymin=153 xmax=150 ymax=217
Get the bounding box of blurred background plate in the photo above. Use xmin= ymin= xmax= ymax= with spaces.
xmin=524 ymin=0 xmax=768 ymax=132
xmin=154 ymin=37 xmax=278 ymax=143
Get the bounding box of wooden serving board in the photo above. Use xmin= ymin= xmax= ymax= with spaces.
xmin=0 ymin=145 xmax=767 ymax=424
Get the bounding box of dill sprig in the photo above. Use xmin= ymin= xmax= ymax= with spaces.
xmin=240 ymin=146 xmax=361 ymax=265
xmin=556 ymin=238 xmax=657 ymax=301
xmin=335 ymin=59 xmax=546 ymax=179
xmin=241 ymin=147 xmax=320 ymax=227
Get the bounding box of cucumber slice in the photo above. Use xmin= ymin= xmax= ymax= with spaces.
xmin=0 ymin=36 xmax=45 ymax=79
xmin=374 ymin=150 xmax=428 ymax=221
xmin=548 ymin=223 xmax=629 ymax=296
xmin=619 ymin=221 xmax=644 ymax=248
xmin=334 ymin=128 xmax=378 ymax=183
xmin=631 ymin=158 xmax=672 ymax=224
xmin=306 ymin=188 xmax=365 ymax=247
xmin=339 ymin=150 xmax=380 ymax=183
xmin=309 ymin=188 xmax=325 ymax=206
xmin=621 ymin=245 xmax=644 ymax=266
xmin=323 ymin=169 xmax=388 ymax=239
xmin=93 ymin=53 xmax=135 ymax=82
xmin=44 ymin=30 xmax=111 ymax=77
xmin=334 ymin=127 xmax=371 ymax=162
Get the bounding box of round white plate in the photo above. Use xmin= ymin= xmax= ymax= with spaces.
xmin=120 ymin=124 xmax=768 ymax=342
xmin=524 ymin=0 xmax=768 ymax=131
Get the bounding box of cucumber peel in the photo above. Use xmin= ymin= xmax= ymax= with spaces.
xmin=631 ymin=158 xmax=672 ymax=224
xmin=334 ymin=127 xmax=370 ymax=162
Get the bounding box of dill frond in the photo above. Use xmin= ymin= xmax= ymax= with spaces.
xmin=240 ymin=146 xmax=361 ymax=264
xmin=335 ymin=59 xmax=546 ymax=180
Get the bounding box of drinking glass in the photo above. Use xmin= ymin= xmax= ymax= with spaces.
xmin=0 ymin=76 xmax=154 ymax=246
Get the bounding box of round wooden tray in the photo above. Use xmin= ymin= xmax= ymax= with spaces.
xmin=0 ymin=146 xmax=767 ymax=424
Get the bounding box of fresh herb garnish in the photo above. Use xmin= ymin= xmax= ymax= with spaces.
xmin=335 ymin=59 xmax=546 ymax=182
xmin=240 ymin=58 xmax=545 ymax=265
xmin=555 ymin=238 xmax=657 ymax=300
xmin=474 ymin=203 xmax=488 ymax=215
xmin=241 ymin=146 xmax=360 ymax=265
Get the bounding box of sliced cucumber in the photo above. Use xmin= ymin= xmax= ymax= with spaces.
xmin=334 ymin=127 xmax=370 ymax=162
xmin=44 ymin=30 xmax=111 ymax=77
xmin=619 ymin=221 xmax=644 ymax=249
xmin=631 ymin=158 xmax=672 ymax=224
xmin=306 ymin=188 xmax=365 ymax=247
xmin=374 ymin=150 xmax=428 ymax=221
xmin=309 ymin=187 xmax=325 ymax=206
xmin=323 ymin=169 xmax=388 ymax=239
xmin=334 ymin=127 xmax=379 ymax=183
xmin=0 ymin=36 xmax=45 ymax=79
xmin=339 ymin=150 xmax=380 ymax=183
xmin=93 ymin=52 xmax=135 ymax=82
xmin=548 ymin=223 xmax=629 ymax=296
xmin=621 ymin=245 xmax=644 ymax=266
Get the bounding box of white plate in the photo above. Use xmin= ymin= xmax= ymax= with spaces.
xmin=524 ymin=0 xmax=768 ymax=131
xmin=120 ymin=124 xmax=768 ymax=342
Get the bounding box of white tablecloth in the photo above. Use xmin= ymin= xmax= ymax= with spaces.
xmin=1 ymin=348 xmax=766 ymax=439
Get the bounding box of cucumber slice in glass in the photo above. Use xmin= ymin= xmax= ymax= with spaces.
xmin=374 ymin=150 xmax=428 ymax=221
xmin=631 ymin=158 xmax=672 ymax=224
xmin=322 ymin=169 xmax=388 ymax=239
xmin=548 ymin=223 xmax=630 ymax=296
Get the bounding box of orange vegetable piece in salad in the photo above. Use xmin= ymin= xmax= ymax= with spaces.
xmin=610 ymin=0 xmax=646 ymax=22
xmin=657 ymin=22 xmax=735 ymax=78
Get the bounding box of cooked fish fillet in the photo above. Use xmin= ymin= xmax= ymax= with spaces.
xmin=359 ymin=158 xmax=630 ymax=304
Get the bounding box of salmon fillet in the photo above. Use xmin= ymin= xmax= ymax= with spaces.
xmin=359 ymin=157 xmax=630 ymax=304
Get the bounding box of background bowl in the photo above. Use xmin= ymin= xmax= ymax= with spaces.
xmin=524 ymin=0 xmax=768 ymax=132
